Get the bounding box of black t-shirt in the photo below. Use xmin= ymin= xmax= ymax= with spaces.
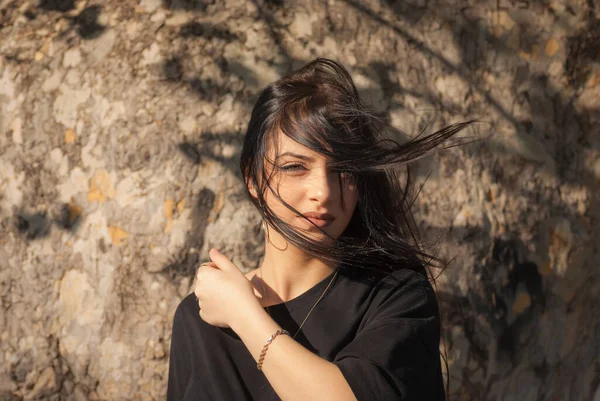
xmin=167 ymin=263 xmax=445 ymax=401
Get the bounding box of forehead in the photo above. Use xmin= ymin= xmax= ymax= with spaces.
xmin=268 ymin=129 xmax=331 ymax=161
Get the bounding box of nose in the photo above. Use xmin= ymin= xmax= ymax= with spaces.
xmin=307 ymin=166 xmax=336 ymax=204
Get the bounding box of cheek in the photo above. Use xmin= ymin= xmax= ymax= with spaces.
xmin=264 ymin=180 xmax=303 ymax=214
xmin=274 ymin=178 xmax=303 ymax=200
xmin=343 ymin=189 xmax=359 ymax=214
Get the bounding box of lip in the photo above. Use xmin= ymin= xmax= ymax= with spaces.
xmin=299 ymin=212 xmax=335 ymax=228
xmin=302 ymin=211 xmax=335 ymax=220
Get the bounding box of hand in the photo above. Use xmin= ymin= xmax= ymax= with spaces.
xmin=194 ymin=248 xmax=260 ymax=329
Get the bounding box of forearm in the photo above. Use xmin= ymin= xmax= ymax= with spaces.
xmin=232 ymin=305 xmax=357 ymax=401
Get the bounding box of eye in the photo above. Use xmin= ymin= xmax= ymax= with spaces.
xmin=342 ymin=173 xmax=357 ymax=184
xmin=279 ymin=164 xmax=306 ymax=172
xmin=332 ymin=169 xmax=357 ymax=183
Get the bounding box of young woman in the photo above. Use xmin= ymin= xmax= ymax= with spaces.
xmin=167 ymin=58 xmax=473 ymax=401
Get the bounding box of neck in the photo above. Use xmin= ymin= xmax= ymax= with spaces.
xmin=258 ymin=227 xmax=338 ymax=304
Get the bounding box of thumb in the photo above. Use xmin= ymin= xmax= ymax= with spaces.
xmin=208 ymin=248 xmax=237 ymax=272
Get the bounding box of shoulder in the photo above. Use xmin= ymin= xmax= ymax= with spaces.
xmin=339 ymin=262 xmax=436 ymax=303
xmin=378 ymin=265 xmax=434 ymax=296
xmin=362 ymin=266 xmax=440 ymax=325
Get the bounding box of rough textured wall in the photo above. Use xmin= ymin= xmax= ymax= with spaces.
xmin=0 ymin=0 xmax=598 ymax=400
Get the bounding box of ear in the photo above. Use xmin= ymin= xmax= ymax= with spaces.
xmin=249 ymin=185 xmax=257 ymax=198
xmin=244 ymin=167 xmax=258 ymax=199
xmin=246 ymin=178 xmax=258 ymax=199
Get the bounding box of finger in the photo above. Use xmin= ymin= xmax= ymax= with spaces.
xmin=194 ymin=270 xmax=209 ymax=298
xmin=208 ymin=248 xmax=237 ymax=272
xmin=200 ymin=261 xmax=218 ymax=268
xmin=195 ymin=263 xmax=217 ymax=281
xmin=196 ymin=262 xmax=216 ymax=273
xmin=194 ymin=264 xmax=219 ymax=299
xmin=196 ymin=262 xmax=217 ymax=278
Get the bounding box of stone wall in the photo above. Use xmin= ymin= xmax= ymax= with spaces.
xmin=0 ymin=0 xmax=598 ymax=400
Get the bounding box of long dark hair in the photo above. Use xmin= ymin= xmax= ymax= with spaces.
xmin=240 ymin=57 xmax=477 ymax=400
xmin=239 ymin=57 xmax=475 ymax=275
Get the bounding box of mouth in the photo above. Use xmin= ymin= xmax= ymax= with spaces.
xmin=298 ymin=216 xmax=335 ymax=228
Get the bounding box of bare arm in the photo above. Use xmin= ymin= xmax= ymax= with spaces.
xmin=231 ymin=304 xmax=358 ymax=401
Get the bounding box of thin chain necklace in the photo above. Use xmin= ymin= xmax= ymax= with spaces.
xmin=259 ymin=266 xmax=340 ymax=339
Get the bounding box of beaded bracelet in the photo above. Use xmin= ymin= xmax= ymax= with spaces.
xmin=257 ymin=329 xmax=290 ymax=371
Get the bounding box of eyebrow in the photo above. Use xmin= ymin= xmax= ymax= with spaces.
xmin=279 ymin=152 xmax=316 ymax=162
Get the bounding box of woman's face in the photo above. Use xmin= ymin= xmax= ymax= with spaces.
xmin=252 ymin=131 xmax=359 ymax=244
